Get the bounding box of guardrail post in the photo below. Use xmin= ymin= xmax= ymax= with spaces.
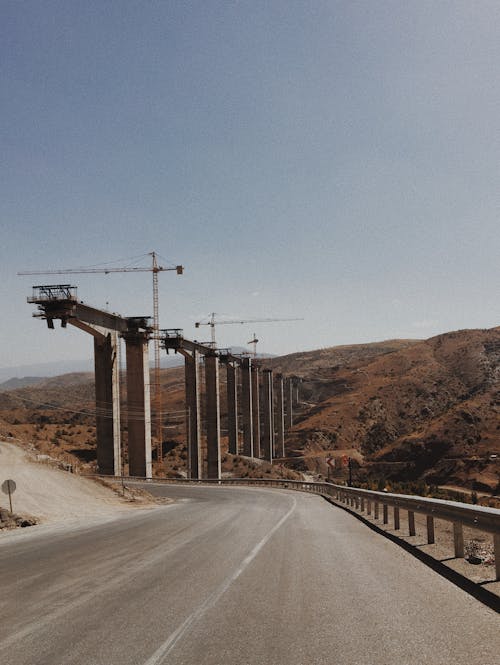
xmin=426 ymin=515 xmax=435 ymax=544
xmin=367 ymin=500 xmax=372 ymax=515
xmin=494 ymin=534 xmax=500 ymax=581
xmin=394 ymin=506 xmax=400 ymax=530
xmin=360 ymin=497 xmax=365 ymax=512
xmin=374 ymin=502 xmax=379 ymax=519
xmin=408 ymin=510 xmax=416 ymax=536
xmin=453 ymin=522 xmax=464 ymax=558
xmin=383 ymin=504 xmax=388 ymax=524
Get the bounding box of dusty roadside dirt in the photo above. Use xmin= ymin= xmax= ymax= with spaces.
xmin=0 ymin=441 xmax=158 ymax=527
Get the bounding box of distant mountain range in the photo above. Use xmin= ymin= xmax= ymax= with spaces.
xmin=0 ymin=356 xmax=180 ymax=386
xmin=0 ymin=376 xmax=48 ymax=391
xmin=0 ymin=359 xmax=93 ymax=384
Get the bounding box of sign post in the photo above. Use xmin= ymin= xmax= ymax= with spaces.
xmin=2 ymin=479 xmax=17 ymax=513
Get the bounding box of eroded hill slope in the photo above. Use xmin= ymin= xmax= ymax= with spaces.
xmin=283 ymin=328 xmax=500 ymax=491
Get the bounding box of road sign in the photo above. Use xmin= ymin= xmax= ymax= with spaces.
xmin=2 ymin=479 xmax=16 ymax=513
xmin=326 ymin=456 xmax=335 ymax=469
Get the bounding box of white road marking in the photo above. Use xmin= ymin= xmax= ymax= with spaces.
xmin=143 ymin=496 xmax=297 ymax=665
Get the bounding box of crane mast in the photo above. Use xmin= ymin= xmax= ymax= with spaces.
xmin=151 ymin=252 xmax=162 ymax=461
xmin=248 ymin=333 xmax=259 ymax=357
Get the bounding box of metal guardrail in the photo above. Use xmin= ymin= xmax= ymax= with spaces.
xmin=321 ymin=483 xmax=500 ymax=579
xmin=100 ymin=475 xmax=500 ymax=580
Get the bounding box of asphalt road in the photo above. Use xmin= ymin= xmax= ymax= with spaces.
xmin=0 ymin=483 xmax=498 ymax=665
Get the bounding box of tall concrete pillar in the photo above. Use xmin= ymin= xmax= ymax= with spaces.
xmin=183 ymin=350 xmax=202 ymax=479
xmin=275 ymin=374 xmax=285 ymax=458
xmin=93 ymin=331 xmax=121 ymax=475
xmin=251 ymin=364 xmax=261 ymax=458
xmin=124 ymin=331 xmax=152 ymax=478
xmin=204 ymin=353 xmax=221 ymax=479
xmin=241 ymin=357 xmax=253 ymax=457
xmin=262 ymin=369 xmax=274 ymax=462
xmin=286 ymin=376 xmax=293 ymax=429
xmin=294 ymin=378 xmax=300 ymax=407
xmin=226 ymin=362 xmax=238 ymax=455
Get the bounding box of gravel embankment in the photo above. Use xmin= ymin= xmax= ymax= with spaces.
xmin=0 ymin=441 xmax=153 ymax=530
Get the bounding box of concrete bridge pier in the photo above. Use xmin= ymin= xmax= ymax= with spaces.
xmin=285 ymin=376 xmax=293 ymax=429
xmin=56 ymin=316 xmax=122 ymax=477
xmin=275 ymin=374 xmax=285 ymax=458
xmin=294 ymin=377 xmax=301 ymax=407
xmin=93 ymin=331 xmax=121 ymax=475
xmin=225 ymin=361 xmax=239 ymax=455
xmin=123 ymin=329 xmax=152 ymax=478
xmin=180 ymin=349 xmax=202 ymax=479
xmin=204 ymin=352 xmax=221 ymax=479
xmin=261 ymin=369 xmax=274 ymax=462
xmin=251 ymin=364 xmax=261 ymax=458
xmin=240 ymin=357 xmax=253 ymax=457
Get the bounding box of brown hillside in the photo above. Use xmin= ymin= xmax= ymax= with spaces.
xmin=0 ymin=366 xmax=187 ymax=471
xmin=2 ymin=328 xmax=500 ymax=492
xmin=281 ymin=328 xmax=500 ymax=492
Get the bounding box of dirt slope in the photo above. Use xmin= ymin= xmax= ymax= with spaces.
xmin=0 ymin=441 xmax=138 ymax=524
xmin=283 ymin=328 xmax=500 ymax=491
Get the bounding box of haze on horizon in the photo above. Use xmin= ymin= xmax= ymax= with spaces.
xmin=2 ymin=1 xmax=499 ymax=369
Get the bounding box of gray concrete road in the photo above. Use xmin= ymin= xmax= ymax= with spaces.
xmin=0 ymin=484 xmax=498 ymax=665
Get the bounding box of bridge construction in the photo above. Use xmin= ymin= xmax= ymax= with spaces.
xmin=28 ymin=285 xmax=301 ymax=479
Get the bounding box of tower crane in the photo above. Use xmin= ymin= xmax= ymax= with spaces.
xmin=194 ymin=313 xmax=303 ymax=351
xmin=18 ymin=252 xmax=183 ymax=463
xmin=248 ymin=333 xmax=259 ymax=358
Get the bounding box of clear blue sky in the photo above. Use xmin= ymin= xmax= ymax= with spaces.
xmin=2 ymin=1 xmax=500 ymax=370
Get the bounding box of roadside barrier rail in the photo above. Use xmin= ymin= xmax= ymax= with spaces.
xmin=98 ymin=474 xmax=500 ymax=580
